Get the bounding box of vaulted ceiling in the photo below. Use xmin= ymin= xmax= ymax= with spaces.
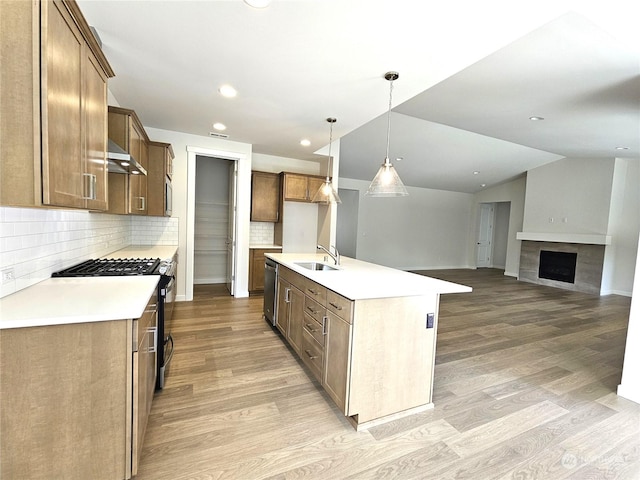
xmin=78 ymin=0 xmax=640 ymax=193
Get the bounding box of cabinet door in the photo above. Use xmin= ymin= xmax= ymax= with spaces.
xmin=132 ymin=300 xmax=157 ymax=476
xmin=251 ymin=172 xmax=280 ymax=222
xmin=41 ymin=0 xmax=83 ymax=208
xmin=323 ymin=311 xmax=352 ymax=414
xmin=128 ymin=120 xmax=146 ymax=214
xmin=282 ymin=173 xmax=309 ymax=201
xmin=307 ymin=176 xmax=326 ymax=202
xmin=275 ymin=277 xmax=290 ymax=335
xmin=82 ymin=49 xmax=108 ymax=210
xmin=286 ymin=285 xmax=304 ymax=355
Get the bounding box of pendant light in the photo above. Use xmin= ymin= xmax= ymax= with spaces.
xmin=366 ymin=71 xmax=409 ymax=197
xmin=311 ymin=117 xmax=342 ymax=204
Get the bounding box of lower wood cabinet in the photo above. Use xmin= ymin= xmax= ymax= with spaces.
xmin=275 ymin=268 xmax=304 ymax=354
xmin=249 ymin=248 xmax=282 ymax=293
xmin=0 ymin=294 xmax=158 ymax=480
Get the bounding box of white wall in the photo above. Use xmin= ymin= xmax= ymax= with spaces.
xmin=602 ymin=158 xmax=640 ymax=296
xmin=523 ymin=158 xmax=615 ymax=234
xmin=338 ymin=178 xmax=474 ymax=270
xmin=473 ymin=177 xmax=526 ymax=277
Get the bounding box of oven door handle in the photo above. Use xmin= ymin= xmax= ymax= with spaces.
xmin=164 ymin=334 xmax=174 ymax=367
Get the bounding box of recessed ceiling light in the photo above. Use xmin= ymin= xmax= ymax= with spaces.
xmin=300 ymin=139 xmax=311 ymax=147
xmin=213 ymin=123 xmax=226 ymax=131
xmin=244 ymin=0 xmax=272 ymax=7
xmin=218 ymin=84 xmax=237 ymax=98
xmin=481 ymin=184 xmax=486 ymax=188
xmin=473 ymin=171 xmax=479 ymax=175
xmin=529 ymin=116 xmax=545 ymax=121
xmin=615 ymin=146 xmax=629 ymax=150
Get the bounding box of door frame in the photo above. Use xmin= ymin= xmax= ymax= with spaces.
xmin=186 ymin=146 xmax=248 ymax=300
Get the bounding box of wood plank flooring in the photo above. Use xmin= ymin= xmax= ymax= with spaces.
xmin=136 ymin=269 xmax=640 ymax=480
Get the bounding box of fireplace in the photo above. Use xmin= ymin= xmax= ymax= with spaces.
xmin=538 ymin=250 xmax=577 ymax=284
xmin=519 ymin=241 xmax=605 ymax=294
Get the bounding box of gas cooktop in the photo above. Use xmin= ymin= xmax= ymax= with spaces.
xmin=52 ymin=258 xmax=161 ymax=277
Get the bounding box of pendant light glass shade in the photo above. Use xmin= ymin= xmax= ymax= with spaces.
xmin=367 ymin=157 xmax=408 ymax=197
xmin=312 ymin=118 xmax=342 ymax=204
xmin=366 ymin=71 xmax=409 ymax=197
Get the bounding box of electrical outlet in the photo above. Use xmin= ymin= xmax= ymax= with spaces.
xmin=2 ymin=268 xmax=15 ymax=284
xmin=426 ymin=313 xmax=434 ymax=329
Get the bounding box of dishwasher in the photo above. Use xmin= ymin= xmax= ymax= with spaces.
xmin=263 ymin=258 xmax=278 ymax=325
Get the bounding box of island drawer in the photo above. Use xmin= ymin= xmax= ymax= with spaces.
xmin=304 ymin=296 xmax=325 ymax=324
xmin=279 ymin=266 xmax=304 ymax=286
xmin=326 ymin=290 xmax=353 ymax=322
xmin=303 ymin=278 xmax=327 ymax=305
xmin=301 ymin=328 xmax=323 ymax=382
xmin=303 ymin=312 xmax=325 ymax=346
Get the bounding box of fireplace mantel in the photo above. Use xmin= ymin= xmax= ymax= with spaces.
xmin=516 ymin=232 xmax=611 ymax=245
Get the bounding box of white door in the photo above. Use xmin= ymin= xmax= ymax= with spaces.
xmin=476 ymin=203 xmax=494 ymax=267
xmin=226 ymin=162 xmax=237 ymax=295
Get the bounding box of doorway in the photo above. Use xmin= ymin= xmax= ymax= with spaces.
xmin=476 ymin=202 xmax=511 ymax=269
xmin=193 ymin=156 xmax=235 ymax=288
xmin=185 ymin=145 xmax=248 ymax=301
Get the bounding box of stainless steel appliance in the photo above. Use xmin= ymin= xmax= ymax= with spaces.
xmin=52 ymin=256 xmax=176 ymax=389
xmin=264 ymin=258 xmax=277 ymax=325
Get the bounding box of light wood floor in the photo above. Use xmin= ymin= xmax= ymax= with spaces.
xmin=137 ymin=269 xmax=640 ymax=480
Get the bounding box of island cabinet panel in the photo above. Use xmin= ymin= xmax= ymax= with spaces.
xmin=323 ymin=310 xmax=352 ymax=413
xmin=276 ymin=267 xmax=305 ymax=354
xmin=348 ymin=295 xmax=437 ymax=425
xmin=0 ymin=0 xmax=113 ymax=209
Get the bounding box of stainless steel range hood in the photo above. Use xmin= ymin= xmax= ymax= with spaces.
xmin=107 ymin=139 xmax=147 ymax=175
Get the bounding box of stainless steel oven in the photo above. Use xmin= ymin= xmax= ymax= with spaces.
xmin=156 ymin=258 xmax=176 ymax=389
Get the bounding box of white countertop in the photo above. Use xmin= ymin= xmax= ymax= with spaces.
xmin=102 ymin=245 xmax=178 ymax=260
xmin=266 ymin=253 xmax=472 ymax=300
xmin=250 ymin=245 xmax=282 ymax=250
xmin=0 ymin=276 xmax=159 ymax=330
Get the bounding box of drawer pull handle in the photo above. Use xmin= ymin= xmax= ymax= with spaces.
xmin=329 ymin=302 xmax=342 ymax=310
xmin=306 ymin=306 xmax=318 ymax=314
xmin=305 ymin=323 xmax=318 ymax=333
xmin=308 ymin=288 xmax=319 ymax=295
xmin=304 ymin=349 xmax=318 ymax=360
xmin=322 ymin=316 xmax=327 ymax=335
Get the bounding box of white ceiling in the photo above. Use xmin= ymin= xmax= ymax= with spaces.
xmin=78 ymin=0 xmax=640 ymax=194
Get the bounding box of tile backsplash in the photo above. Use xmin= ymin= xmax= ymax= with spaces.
xmin=0 ymin=206 xmax=178 ymax=298
xmin=250 ymin=221 xmax=275 ymax=245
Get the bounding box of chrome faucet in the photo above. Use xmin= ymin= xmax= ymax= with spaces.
xmin=317 ymin=244 xmax=340 ymax=265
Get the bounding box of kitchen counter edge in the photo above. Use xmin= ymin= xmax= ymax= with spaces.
xmin=266 ymin=253 xmax=472 ymax=300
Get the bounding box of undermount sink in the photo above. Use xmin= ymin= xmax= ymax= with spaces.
xmin=295 ymin=262 xmax=338 ymax=271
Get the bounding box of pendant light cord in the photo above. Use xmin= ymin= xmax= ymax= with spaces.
xmin=384 ymin=78 xmax=394 ymax=165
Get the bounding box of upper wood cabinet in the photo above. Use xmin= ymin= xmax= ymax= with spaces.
xmin=107 ymin=106 xmax=150 ymax=215
xmin=147 ymin=141 xmax=174 ymax=217
xmin=281 ymin=172 xmax=327 ymax=203
xmin=0 ymin=0 xmax=114 ymax=210
xmin=251 ymin=171 xmax=280 ymax=222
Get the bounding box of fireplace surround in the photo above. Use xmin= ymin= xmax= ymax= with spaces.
xmin=519 ymin=240 xmax=605 ymax=294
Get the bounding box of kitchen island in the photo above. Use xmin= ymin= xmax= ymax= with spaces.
xmin=266 ymin=253 xmax=471 ymax=430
